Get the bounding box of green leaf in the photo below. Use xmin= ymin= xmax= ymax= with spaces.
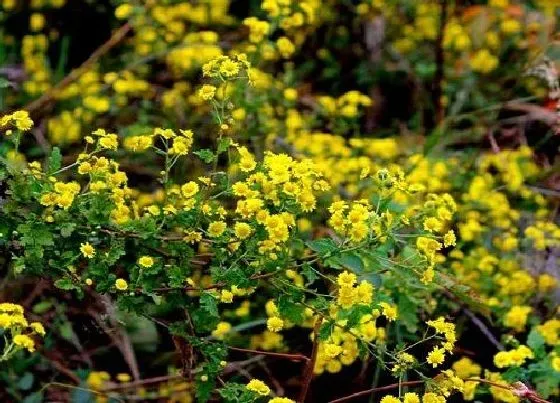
xmin=527 ymin=329 xmax=546 ymax=358
xmin=277 ymin=295 xmax=305 ymax=325
xmin=326 ymin=251 xmax=363 ymax=271
xmin=318 ymin=321 xmax=335 ymax=341
xmin=194 ymin=149 xmax=215 ymax=163
xmin=397 ymin=294 xmax=419 ymax=333
xmin=17 ymin=372 xmax=34 ymax=390
xmin=301 ymin=264 xmax=318 ymax=285
xmin=306 ymin=238 xmax=337 ymax=257
xmin=59 ymin=222 xmax=76 ymax=238
xmin=217 ymin=137 xmax=231 ymax=154
xmin=47 ymin=147 xmax=62 ymax=174
xmin=200 ymin=292 xmax=219 ymax=317
xmin=54 ymin=278 xmax=76 ymax=290
xmin=32 ymin=301 xmax=53 ymax=314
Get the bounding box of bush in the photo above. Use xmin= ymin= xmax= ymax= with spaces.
xmin=0 ymin=1 xmax=559 ymax=402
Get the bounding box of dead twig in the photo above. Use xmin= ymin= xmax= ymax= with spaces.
xmin=297 ymin=320 xmax=321 ymax=402
xmin=462 ymin=307 xmax=505 ymax=351
xmin=229 ymin=346 xmax=309 ymax=362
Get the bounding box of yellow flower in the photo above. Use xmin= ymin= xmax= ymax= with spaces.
xmin=138 ymin=256 xmax=154 ymax=268
xmin=404 ymin=393 xmax=420 ymax=403
xmin=13 ymin=334 xmax=35 ymax=352
xmin=246 ymin=379 xmax=271 ymax=396
xmin=115 ymin=3 xmax=133 ymax=19
xmin=219 ymin=59 xmax=240 ymax=77
xmin=422 ymin=392 xmax=445 ymax=403
xmin=269 ymin=398 xmax=295 ymax=403
xmin=117 ymin=373 xmax=131 ymax=382
xmin=504 ymin=305 xmax=531 ymax=332
xmin=217 ymin=290 xmax=232 ymax=303
xmin=443 ymin=230 xmax=456 ymax=247
xmin=324 ymin=343 xmax=343 ymax=359
xmin=115 ymin=278 xmax=128 ymax=291
xmin=337 ymin=271 xmax=357 ymax=287
xmin=427 ymin=347 xmax=445 ymax=368
xmin=380 ymin=302 xmax=397 ymax=321
xmin=470 ymin=49 xmax=499 ymax=74
xmin=198 ymin=84 xmax=216 ymax=100
xmin=234 ymin=222 xmax=252 ymax=240
xmin=30 ymin=13 xmax=45 ymax=31
xmin=267 ymin=316 xmax=284 ymax=332
xmin=424 ymin=217 xmax=443 ymax=233
xmin=380 ymin=396 xmax=400 ymax=403
xmin=80 ymin=242 xmax=95 ymax=258
xmin=552 ymin=356 xmax=560 ymax=372
xmin=276 ymin=36 xmax=295 ymax=58
xmin=30 ymin=322 xmax=45 ymax=336
xmin=212 ymin=321 xmax=232 ymax=339
xmin=208 ymin=221 xmax=227 ymax=237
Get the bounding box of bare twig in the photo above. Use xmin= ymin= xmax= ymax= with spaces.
xmin=462 ymin=307 xmax=504 ymax=351
xmin=97 ymin=295 xmax=141 ymax=381
xmin=298 ymin=320 xmax=321 ymax=402
xmin=229 ymin=346 xmax=309 ymax=362
xmin=329 ymin=380 xmax=424 ymax=403
xmin=328 ymin=377 xmax=551 ymax=403
xmin=103 ymin=374 xmax=183 ymax=392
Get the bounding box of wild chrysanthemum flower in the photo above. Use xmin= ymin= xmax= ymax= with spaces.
xmin=80 ymin=242 xmax=95 ymax=258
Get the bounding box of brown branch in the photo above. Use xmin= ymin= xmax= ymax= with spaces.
xmin=298 ymin=320 xmax=321 ymax=402
xmin=103 ymin=374 xmax=183 ymax=391
xmin=329 ymin=380 xmax=425 ymax=403
xmin=462 ymin=308 xmax=504 ymax=351
xmin=43 ymin=353 xmax=81 ymax=384
xmin=328 ymin=377 xmax=551 ymax=403
xmin=151 ymin=272 xmax=276 ymax=293
xmin=24 ymin=23 xmax=131 ymax=116
xmin=228 ymin=346 xmax=309 ymax=362
xmin=95 ymin=295 xmax=141 ymax=381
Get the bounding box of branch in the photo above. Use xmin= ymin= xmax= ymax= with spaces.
xmin=229 ymin=346 xmax=309 ymax=362
xmin=329 ymin=380 xmax=424 ymax=403
xmin=462 ymin=307 xmax=505 ymax=351
xmin=298 ymin=320 xmax=321 ymax=402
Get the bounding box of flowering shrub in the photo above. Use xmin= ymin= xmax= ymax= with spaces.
xmin=0 ymin=0 xmax=559 ymax=402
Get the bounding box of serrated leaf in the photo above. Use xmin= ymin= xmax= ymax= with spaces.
xmin=194 ymin=149 xmax=215 ymax=163
xmin=59 ymin=222 xmax=76 ymax=238
xmin=200 ymin=292 xmax=219 ymax=317
xmin=217 ymin=137 xmax=231 ymax=154
xmin=277 ymin=295 xmax=305 ymax=324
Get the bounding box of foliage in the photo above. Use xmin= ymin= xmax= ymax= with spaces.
xmin=0 ymin=0 xmax=559 ymax=402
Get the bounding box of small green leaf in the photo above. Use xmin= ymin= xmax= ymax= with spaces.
xmin=306 ymin=238 xmax=337 ymax=257
xmin=194 ymin=149 xmax=215 ymax=163
xmin=32 ymin=301 xmax=53 ymax=314
xmin=54 ymin=278 xmax=76 ymax=290
xmin=527 ymin=329 xmax=546 ymax=358
xmin=17 ymin=372 xmax=34 ymax=390
xmin=217 ymin=137 xmax=231 ymax=154
xmin=47 ymin=147 xmax=62 ymax=174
